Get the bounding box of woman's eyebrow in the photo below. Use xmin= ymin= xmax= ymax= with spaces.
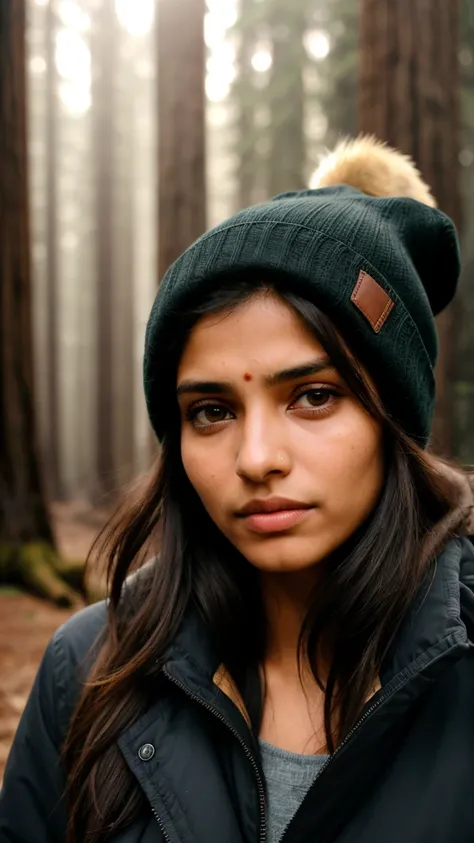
xmin=177 ymin=380 xmax=232 ymax=398
xmin=266 ymin=356 xmax=335 ymax=386
xmin=176 ymin=357 xmax=335 ymax=398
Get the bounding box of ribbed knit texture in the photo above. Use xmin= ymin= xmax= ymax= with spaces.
xmin=259 ymin=739 xmax=328 ymax=843
xmin=144 ymin=186 xmax=460 ymax=444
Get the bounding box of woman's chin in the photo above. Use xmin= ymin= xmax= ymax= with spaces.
xmin=241 ymin=537 xmax=329 ymax=574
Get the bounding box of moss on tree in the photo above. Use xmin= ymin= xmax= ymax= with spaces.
xmin=0 ymin=542 xmax=86 ymax=607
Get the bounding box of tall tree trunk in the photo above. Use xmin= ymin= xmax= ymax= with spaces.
xmin=93 ymin=0 xmax=117 ymax=496
xmin=45 ymin=0 xmax=61 ymax=499
xmin=267 ymin=0 xmax=308 ymax=196
xmin=157 ymin=0 xmax=206 ymax=281
xmin=0 ymin=0 xmax=81 ymax=604
xmin=358 ymin=0 xmax=461 ymax=456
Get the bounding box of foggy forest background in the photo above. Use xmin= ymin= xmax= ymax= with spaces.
xmin=2 ymin=0 xmax=474 ymax=785
xmin=14 ymin=0 xmax=474 ymax=501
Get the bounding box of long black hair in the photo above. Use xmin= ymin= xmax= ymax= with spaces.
xmin=63 ymin=276 xmax=459 ymax=842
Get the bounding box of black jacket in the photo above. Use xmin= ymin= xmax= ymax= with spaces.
xmin=1 ymin=536 xmax=474 ymax=843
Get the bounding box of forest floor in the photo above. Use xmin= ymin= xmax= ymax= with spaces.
xmin=0 ymin=501 xmax=109 ymax=784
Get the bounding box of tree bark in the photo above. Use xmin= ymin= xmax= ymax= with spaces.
xmin=157 ymin=0 xmax=206 ymax=281
xmin=358 ymin=0 xmax=461 ymax=456
xmin=45 ymin=0 xmax=62 ymax=499
xmin=0 ymin=0 xmax=81 ymax=604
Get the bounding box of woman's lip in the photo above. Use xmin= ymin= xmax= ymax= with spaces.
xmin=238 ymin=497 xmax=312 ymax=515
xmin=242 ymin=508 xmax=313 ymax=534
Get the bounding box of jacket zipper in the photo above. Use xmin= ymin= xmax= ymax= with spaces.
xmin=158 ymin=648 xmax=453 ymax=843
xmin=161 ymin=667 xmax=267 ymax=843
xmin=279 ymin=671 xmax=412 ymax=842
xmin=151 ymin=807 xmax=173 ymax=843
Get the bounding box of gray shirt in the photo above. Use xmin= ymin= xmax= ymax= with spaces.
xmin=259 ymin=739 xmax=328 ymax=843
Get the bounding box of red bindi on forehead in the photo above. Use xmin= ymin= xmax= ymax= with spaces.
xmin=243 ymin=373 xmax=252 ymax=382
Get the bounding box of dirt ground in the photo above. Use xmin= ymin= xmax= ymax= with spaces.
xmin=0 ymin=501 xmax=108 ymax=785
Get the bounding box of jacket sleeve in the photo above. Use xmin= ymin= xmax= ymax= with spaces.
xmin=0 ymin=629 xmax=69 ymax=843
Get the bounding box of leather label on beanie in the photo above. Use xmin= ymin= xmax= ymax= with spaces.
xmin=351 ymin=270 xmax=394 ymax=333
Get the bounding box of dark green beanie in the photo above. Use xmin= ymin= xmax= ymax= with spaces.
xmin=144 ymin=139 xmax=460 ymax=446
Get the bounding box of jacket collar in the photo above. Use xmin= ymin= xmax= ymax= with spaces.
xmin=381 ymin=536 xmax=473 ymax=685
xmin=162 ymin=537 xmax=474 ymax=727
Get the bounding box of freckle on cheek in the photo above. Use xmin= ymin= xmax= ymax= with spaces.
xmin=243 ymin=373 xmax=252 ymax=382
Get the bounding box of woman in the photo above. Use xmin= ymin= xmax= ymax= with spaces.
xmin=1 ymin=136 xmax=474 ymax=843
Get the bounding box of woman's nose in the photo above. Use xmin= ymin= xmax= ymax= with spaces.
xmin=235 ymin=413 xmax=291 ymax=483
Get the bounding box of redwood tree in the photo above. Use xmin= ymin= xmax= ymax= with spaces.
xmin=157 ymin=0 xmax=206 ymax=280
xmin=0 ymin=0 xmax=81 ymax=604
xmin=358 ymin=0 xmax=462 ymax=456
xmin=45 ymin=0 xmax=61 ymax=499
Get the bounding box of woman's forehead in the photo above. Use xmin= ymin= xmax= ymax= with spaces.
xmin=177 ymin=292 xmax=328 ymax=380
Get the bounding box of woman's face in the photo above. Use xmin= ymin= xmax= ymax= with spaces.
xmin=177 ymin=292 xmax=384 ymax=574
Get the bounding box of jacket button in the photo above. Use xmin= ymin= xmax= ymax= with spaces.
xmin=138 ymin=743 xmax=155 ymax=761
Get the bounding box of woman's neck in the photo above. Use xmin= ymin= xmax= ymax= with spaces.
xmin=260 ymin=568 xmax=321 ymax=670
xmin=258 ymin=568 xmax=329 ymax=753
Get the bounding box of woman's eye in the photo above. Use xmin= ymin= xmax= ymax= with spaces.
xmin=292 ymin=388 xmax=335 ymax=410
xmin=190 ymin=405 xmax=232 ymax=427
